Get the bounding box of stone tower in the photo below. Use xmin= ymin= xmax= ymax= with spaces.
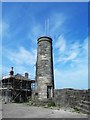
xmin=36 ymin=36 xmax=54 ymax=100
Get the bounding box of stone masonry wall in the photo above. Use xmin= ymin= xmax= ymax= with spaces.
xmin=36 ymin=37 xmax=54 ymax=100
xmin=54 ymin=89 xmax=90 ymax=114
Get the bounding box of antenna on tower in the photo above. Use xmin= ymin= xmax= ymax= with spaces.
xmin=45 ymin=18 xmax=50 ymax=37
xmin=45 ymin=20 xmax=47 ymax=36
xmin=47 ymin=18 xmax=50 ymax=36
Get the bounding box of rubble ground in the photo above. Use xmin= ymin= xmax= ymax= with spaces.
xmin=1 ymin=102 xmax=88 ymax=118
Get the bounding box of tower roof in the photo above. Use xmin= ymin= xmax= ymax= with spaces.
xmin=38 ymin=36 xmax=52 ymax=43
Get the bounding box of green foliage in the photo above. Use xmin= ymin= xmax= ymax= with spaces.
xmin=48 ymin=101 xmax=56 ymax=107
xmin=74 ymin=107 xmax=80 ymax=113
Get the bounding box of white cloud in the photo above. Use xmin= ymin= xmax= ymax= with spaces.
xmin=50 ymin=13 xmax=65 ymax=35
xmin=82 ymin=37 xmax=88 ymax=53
xmin=31 ymin=24 xmax=44 ymax=37
xmin=55 ymin=35 xmax=66 ymax=53
xmin=28 ymin=12 xmax=66 ymax=42
xmin=2 ymin=8 xmax=88 ymax=89
xmin=61 ymin=52 xmax=78 ymax=63
xmin=7 ymin=46 xmax=37 ymax=66
xmin=2 ymin=47 xmax=37 ymax=78
xmin=55 ymin=36 xmax=88 ymax=65
xmin=28 ymin=24 xmax=45 ymax=45
xmin=54 ymin=36 xmax=88 ymax=89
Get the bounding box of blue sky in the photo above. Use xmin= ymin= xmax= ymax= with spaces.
xmin=1 ymin=2 xmax=88 ymax=89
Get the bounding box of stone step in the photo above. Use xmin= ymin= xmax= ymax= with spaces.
xmin=77 ymin=103 xmax=89 ymax=110
xmin=81 ymin=100 xmax=90 ymax=105
xmin=75 ymin=106 xmax=90 ymax=114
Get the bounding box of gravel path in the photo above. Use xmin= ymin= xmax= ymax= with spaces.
xmin=1 ymin=102 xmax=88 ymax=118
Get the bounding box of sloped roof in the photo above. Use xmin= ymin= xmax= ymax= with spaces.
xmin=15 ymin=73 xmax=29 ymax=80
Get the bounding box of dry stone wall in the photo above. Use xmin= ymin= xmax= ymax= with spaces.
xmin=54 ymin=89 xmax=90 ymax=114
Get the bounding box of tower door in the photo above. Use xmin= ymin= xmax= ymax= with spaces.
xmin=47 ymin=86 xmax=52 ymax=98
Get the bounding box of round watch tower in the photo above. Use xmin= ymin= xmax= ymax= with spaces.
xmin=36 ymin=36 xmax=54 ymax=100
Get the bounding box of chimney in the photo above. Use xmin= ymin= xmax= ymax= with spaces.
xmin=10 ymin=67 xmax=14 ymax=75
xmin=25 ymin=73 xmax=28 ymax=79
